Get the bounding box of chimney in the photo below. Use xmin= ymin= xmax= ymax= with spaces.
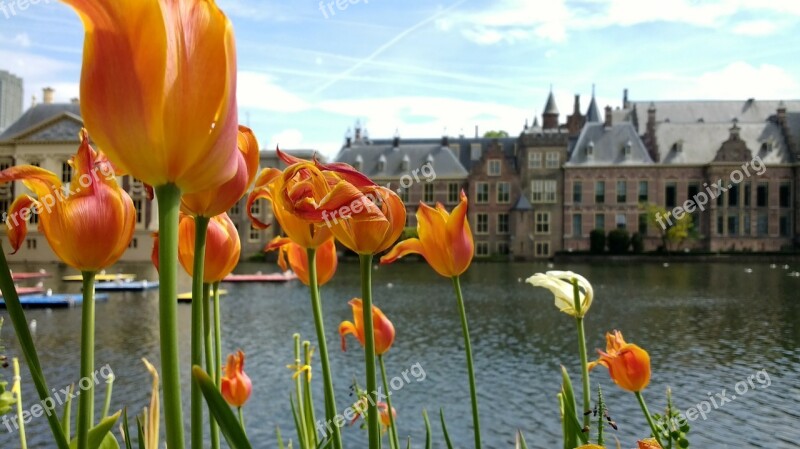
xmin=441 ymin=133 xmax=449 ymax=147
xmin=42 ymin=87 xmax=55 ymax=104
xmin=572 ymin=94 xmax=580 ymax=114
xmin=70 ymin=97 xmax=79 ymax=105
xmin=623 ymin=88 xmax=629 ymax=109
xmin=604 ymin=105 xmax=612 ymax=127
xmin=345 ymin=128 xmax=352 ymax=149
xmin=729 ymin=118 xmax=740 ymax=140
xmin=644 ymin=103 xmax=659 ymax=162
xmin=354 ymin=120 xmax=362 ymax=142
xmin=474 ymin=125 xmax=479 ymax=139
xmin=393 ymin=129 xmax=400 ymax=148
xmin=777 ymin=101 xmax=787 ymax=125
xmin=31 ymin=95 xmax=37 ymax=107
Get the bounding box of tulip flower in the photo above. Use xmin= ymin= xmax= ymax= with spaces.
xmin=526 ymin=271 xmax=594 ymax=318
xmin=589 ymin=330 xmax=651 ymax=393
xmin=339 ymin=299 xmax=395 ymax=355
xmin=0 ymin=129 xmax=135 ymax=271
xmin=266 ymin=236 xmax=337 ymax=286
xmin=175 ymin=213 xmax=241 ymax=283
xmin=638 ymin=439 xmax=663 ymax=449
xmin=182 ymin=126 xmax=260 ymax=217
xmin=61 ymin=0 xmax=240 ymax=194
xmin=221 ymin=350 xmax=252 ymax=408
xmin=381 ymin=190 xmax=472 ymax=277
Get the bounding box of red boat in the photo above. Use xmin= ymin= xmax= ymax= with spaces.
xmin=222 ymin=271 xmax=298 ymax=283
xmin=11 ymin=271 xmax=51 ymax=281
xmin=0 ymin=286 xmax=46 ymax=297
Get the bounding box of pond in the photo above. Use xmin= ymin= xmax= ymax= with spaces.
xmin=0 ymin=260 xmax=798 ymax=449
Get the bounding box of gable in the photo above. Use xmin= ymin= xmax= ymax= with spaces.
xmin=9 ymin=114 xmax=83 ymax=143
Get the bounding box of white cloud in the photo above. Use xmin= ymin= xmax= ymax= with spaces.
xmin=236 ymin=71 xmax=310 ymax=113
xmin=732 ymin=20 xmax=779 ymax=36
xmin=12 ymin=33 xmax=32 ymax=48
xmin=268 ymin=129 xmax=305 ymax=150
xmin=665 ymin=62 xmax=799 ymax=100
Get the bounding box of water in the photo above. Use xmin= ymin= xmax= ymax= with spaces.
xmin=0 ymin=261 xmax=798 ymax=449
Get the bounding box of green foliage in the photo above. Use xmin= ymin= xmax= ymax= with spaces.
xmin=482 ymin=130 xmax=509 ymax=138
xmin=439 ymin=409 xmax=454 ymax=449
xmin=641 ymin=203 xmax=694 ymax=253
xmin=0 ymin=318 xmax=15 ymax=417
xmin=559 ymin=366 xmax=588 ymax=449
xmin=607 ymin=229 xmax=630 ymax=254
xmin=68 ymin=412 xmax=121 ymax=449
xmin=400 ymin=226 xmax=418 ymax=241
xmin=651 ymin=388 xmax=691 ymax=449
xmin=631 ymin=232 xmax=644 ymax=253
xmin=589 ymin=229 xmax=606 ymax=254
xmin=193 ymin=366 xmax=253 ymax=449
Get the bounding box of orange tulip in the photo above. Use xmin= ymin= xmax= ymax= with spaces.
xmin=339 ymin=299 xmax=395 ymax=355
xmin=61 ymin=0 xmax=239 ymax=193
xmin=638 ymin=439 xmax=663 ymax=449
xmin=0 ymin=129 xmax=135 ymax=271
xmin=588 ymin=330 xmax=651 ymax=393
xmin=265 ymin=236 xmax=337 ymax=286
xmin=381 ymin=190 xmax=473 ymax=277
xmin=220 ymin=350 xmax=252 ymax=407
xmin=175 ymin=213 xmax=241 ymax=283
xmin=182 ymin=126 xmax=260 ymax=217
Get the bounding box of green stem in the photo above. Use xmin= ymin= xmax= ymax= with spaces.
xmin=359 ymin=254 xmax=380 ymax=449
xmin=379 ymin=355 xmax=400 ymax=449
xmin=0 ymin=245 xmax=68 ymax=449
xmin=203 ymin=283 xmax=220 ymax=449
xmin=190 ymin=215 xmax=210 ymax=449
xmin=13 ymin=358 xmax=27 ymax=449
xmin=636 ymin=391 xmax=665 ymax=448
xmin=77 ymin=270 xmax=96 ymax=449
xmin=293 ymin=334 xmax=309 ymax=447
xmin=213 ymin=282 xmax=223 ymax=388
xmin=101 ymin=372 xmax=114 ymax=419
xmin=303 ymin=341 xmax=317 ymax=448
xmin=238 ymin=407 xmax=246 ymax=434
xmin=451 ymin=276 xmax=481 ymax=449
xmin=572 ymin=279 xmax=591 ymax=435
xmin=307 ymin=248 xmax=342 ymax=449
xmin=154 ymin=183 xmax=185 ymax=449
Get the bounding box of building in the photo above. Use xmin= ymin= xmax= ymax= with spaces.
xmin=0 ymin=70 xmax=23 ymax=134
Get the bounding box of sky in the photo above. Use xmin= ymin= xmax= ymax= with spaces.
xmin=1 ymin=0 xmax=800 ymax=158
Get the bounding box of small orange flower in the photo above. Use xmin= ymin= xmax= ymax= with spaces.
xmin=381 ymin=190 xmax=473 ymax=277
xmin=339 ymin=299 xmax=395 ymax=355
xmin=0 ymin=129 xmax=135 ymax=271
xmin=265 ymin=236 xmax=337 ymax=286
xmin=378 ymin=402 xmax=396 ymax=429
xmin=161 ymin=212 xmax=240 ymax=283
xmin=588 ymin=330 xmax=651 ymax=392
xmin=637 ymin=438 xmax=663 ymax=449
xmin=221 ymin=350 xmax=252 ymax=408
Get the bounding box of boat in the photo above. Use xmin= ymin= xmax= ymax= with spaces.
xmin=93 ymin=280 xmax=159 ymax=292
xmin=64 ymin=273 xmax=136 ymax=282
xmin=222 ymin=271 xmax=298 ymax=283
xmin=177 ymin=289 xmax=228 ymax=303
xmin=0 ymin=286 xmax=45 ymax=297
xmin=0 ymin=292 xmax=109 ymax=309
xmin=10 ymin=270 xmax=51 ymax=281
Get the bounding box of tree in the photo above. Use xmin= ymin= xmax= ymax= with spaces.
xmin=483 ymin=130 xmax=509 ymax=138
xmin=590 ymin=229 xmax=606 ymax=253
xmin=641 ymin=203 xmax=693 ymax=253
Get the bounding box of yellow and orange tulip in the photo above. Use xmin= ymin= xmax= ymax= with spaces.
xmin=638 ymin=439 xmax=663 ymax=449
xmin=588 ymin=330 xmax=651 ymax=393
xmin=172 ymin=213 xmax=240 ymax=283
xmin=381 ymin=190 xmax=473 ymax=277
xmin=182 ymin=126 xmax=260 ymax=217
xmin=220 ymin=350 xmax=252 ymax=408
xmin=0 ymin=129 xmax=135 ymax=271
xmin=62 ymin=0 xmax=240 ymax=193
xmin=339 ymin=299 xmax=395 ymax=355
xmin=265 ymin=236 xmax=337 ymax=286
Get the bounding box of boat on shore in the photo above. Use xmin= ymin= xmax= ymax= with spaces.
xmin=177 ymin=289 xmax=228 ymax=303
xmin=0 ymin=292 xmax=109 ymax=309
xmin=222 ymin=271 xmax=298 ymax=283
xmin=63 ymin=273 xmax=137 ymax=282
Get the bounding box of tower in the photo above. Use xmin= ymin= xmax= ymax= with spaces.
xmin=0 ymin=70 xmax=24 ymax=134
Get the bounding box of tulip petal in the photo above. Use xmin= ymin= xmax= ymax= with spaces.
xmin=380 ymin=238 xmax=424 ymax=265
xmin=5 ymin=195 xmax=37 ymax=254
xmin=339 ymin=321 xmax=358 ymax=352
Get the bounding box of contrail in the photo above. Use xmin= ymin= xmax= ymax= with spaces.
xmin=312 ymin=0 xmax=469 ymax=95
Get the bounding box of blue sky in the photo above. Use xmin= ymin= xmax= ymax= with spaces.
xmin=2 ymin=0 xmax=800 ymax=157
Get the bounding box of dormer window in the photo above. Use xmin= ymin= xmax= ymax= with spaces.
xmin=354 ymin=154 xmax=363 ymax=171
xmin=622 ymin=140 xmax=632 ymax=157
xmin=672 ymin=141 xmax=683 ymax=153
xmin=586 ymin=141 xmax=594 ymax=157
xmin=378 ymin=154 xmax=386 ymax=172
xmin=487 ymin=159 xmax=501 ymax=176
xmin=401 ymin=154 xmax=410 ymax=171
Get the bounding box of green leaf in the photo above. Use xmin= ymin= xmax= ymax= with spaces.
xmin=193 ymin=366 xmax=253 ymax=449
xmin=422 ymin=409 xmax=431 ymax=449
xmin=121 ymin=409 xmax=133 ymax=449
xmin=69 ymin=411 xmax=121 ymax=449
xmin=439 ymin=409 xmax=453 ymax=449
xmin=135 ymin=416 xmax=145 ymax=449
xmin=96 ymin=433 xmax=120 ymax=449
xmin=289 ymin=395 xmax=306 ymax=449
xmin=560 ymin=366 xmax=588 ymax=447
xmin=516 ymin=430 xmax=529 ymax=449
xmin=61 ymin=385 xmax=74 ymax=442
xmin=277 ymin=426 xmax=285 ymax=449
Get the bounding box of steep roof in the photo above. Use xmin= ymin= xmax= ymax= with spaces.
xmin=657 ymin=121 xmax=792 ymax=165
xmin=0 ymin=103 xmax=82 ymax=141
xmin=543 ymin=91 xmax=559 ymax=115
xmin=567 ymin=123 xmax=653 ymax=166
xmin=335 ymin=142 xmax=468 ymax=179
xmin=585 ymin=95 xmax=601 ymax=123
xmin=615 ymin=99 xmax=800 ymax=126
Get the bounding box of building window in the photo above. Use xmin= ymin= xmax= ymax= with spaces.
xmin=497 ymin=182 xmax=510 ymax=203
xmin=62 ymin=161 xmax=72 ymax=183
xmin=717 ymin=214 xmax=724 ymax=235
xmin=638 ymin=214 xmax=648 ymax=235
xmin=535 ymin=241 xmax=550 ymax=257
xmin=728 ymin=185 xmax=739 ymax=207
xmin=447 ymin=183 xmax=459 ymax=204
xmin=230 ymin=201 xmax=240 ymax=216
xmin=497 ymin=242 xmax=510 ymax=255
xmin=757 ymin=212 xmax=768 ymax=236
xmin=529 ymin=152 xmax=542 ymax=168
xmin=744 ymin=183 xmax=751 ymax=207
xmin=497 ymin=213 xmax=509 ymax=234
xmin=638 ymin=181 xmax=648 ymax=203
xmin=688 ymin=183 xmax=699 ymax=203
xmin=727 ymin=214 xmax=739 ymax=235
xmin=476 ymin=213 xmax=489 ymax=234
xmin=756 ymin=183 xmax=768 ymax=207
xmin=128 ymin=238 xmax=139 ymax=249
xmin=595 ymin=181 xmax=605 ymax=204
xmin=780 ymin=213 xmax=791 ymax=237
xmin=616 ymin=214 xmax=627 ymax=229
xmin=26 ymin=238 xmax=37 ymax=250
xmin=546 ymin=152 xmax=559 ymax=168
xmin=470 ymin=144 xmax=482 ymax=161
xmin=248 ymin=224 xmax=260 ymax=242
xmin=398 ymin=187 xmax=409 ymax=202
xmin=424 ymin=184 xmax=434 ymax=204
xmin=779 ymin=182 xmax=791 ymax=208
xmin=595 ymin=214 xmax=605 ymax=230
xmin=744 ymin=213 xmax=751 ymax=235
xmin=476 ymin=183 xmax=489 ymax=204
xmin=250 ymin=199 xmax=262 ymax=217
xmin=665 ymin=182 xmax=677 ymax=208
xmin=476 ymin=242 xmax=490 ymax=257
xmin=488 ymin=159 xmax=501 ymax=176
xmin=29 ymin=210 xmax=39 ymax=225
xmin=535 ymin=212 xmax=550 ymax=234
xmin=616 ymin=180 xmax=627 ymax=203
xmin=573 ymin=181 xmax=582 ymax=204
xmin=133 ymin=199 xmax=144 ymax=225
xmin=531 ymin=180 xmax=557 ymax=203
xmin=572 ymin=214 xmax=582 ymax=237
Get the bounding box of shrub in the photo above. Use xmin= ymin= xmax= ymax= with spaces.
xmin=590 ymin=229 xmax=606 ymax=254
xmin=608 ymin=229 xmax=630 ymax=254
xmin=631 ymin=232 xmax=644 ymax=253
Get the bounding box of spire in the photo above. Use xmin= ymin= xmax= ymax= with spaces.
xmin=585 ymin=85 xmax=600 ymax=123
xmin=543 ymin=88 xmax=559 ymax=115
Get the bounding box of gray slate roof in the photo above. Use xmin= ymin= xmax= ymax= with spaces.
xmin=657 ymin=121 xmax=792 ymax=165
xmin=0 ymin=103 xmax=82 ymax=141
xmin=567 ymin=123 xmax=653 ymax=166
xmin=543 ymin=91 xmax=558 ymax=114
xmin=613 ymin=99 xmax=800 ymax=126
xmin=335 ymin=143 xmax=469 ymax=179
xmin=585 ymin=96 xmax=601 ymax=123
xmin=512 ymin=194 xmax=532 ymax=211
